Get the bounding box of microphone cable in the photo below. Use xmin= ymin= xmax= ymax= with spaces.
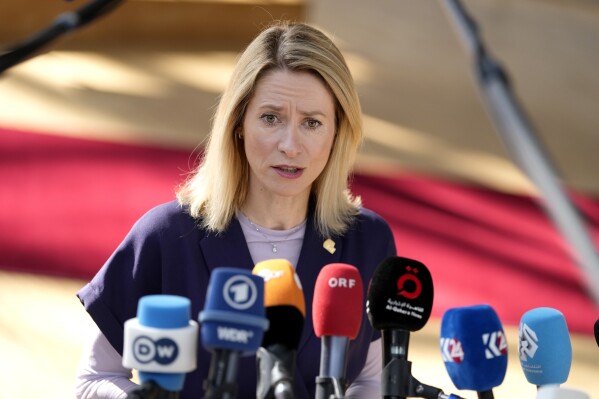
xmin=0 ymin=0 xmax=125 ymax=73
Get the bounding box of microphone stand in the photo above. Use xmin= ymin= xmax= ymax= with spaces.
xmin=315 ymin=336 xmax=349 ymax=399
xmin=438 ymin=0 xmax=599 ymax=307
xmin=382 ymin=330 xmax=465 ymax=399
xmin=126 ymin=381 xmax=179 ymax=399
xmin=202 ymin=349 xmax=240 ymax=399
xmin=256 ymin=345 xmax=296 ymax=399
xmin=0 ymin=0 xmax=124 ymax=74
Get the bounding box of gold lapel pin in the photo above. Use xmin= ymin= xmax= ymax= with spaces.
xmin=323 ymin=238 xmax=336 ymax=254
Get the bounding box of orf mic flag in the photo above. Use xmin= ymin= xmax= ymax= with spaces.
xmin=313 ymin=263 xmax=364 ymax=399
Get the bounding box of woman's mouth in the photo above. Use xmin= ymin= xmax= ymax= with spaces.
xmin=273 ymin=166 xmax=303 ymax=179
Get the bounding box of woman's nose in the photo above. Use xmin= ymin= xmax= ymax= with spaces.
xmin=277 ymin=124 xmax=302 ymax=157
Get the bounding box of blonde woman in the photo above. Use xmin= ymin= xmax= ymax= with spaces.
xmin=76 ymin=21 xmax=396 ymax=399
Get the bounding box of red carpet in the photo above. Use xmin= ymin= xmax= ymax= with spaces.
xmin=1 ymin=126 xmax=598 ymax=334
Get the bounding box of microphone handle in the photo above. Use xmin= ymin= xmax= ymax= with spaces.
xmin=126 ymin=381 xmax=180 ymax=399
xmin=203 ymin=349 xmax=240 ymax=399
xmin=316 ymin=336 xmax=349 ymax=399
xmin=477 ymin=390 xmax=494 ymax=399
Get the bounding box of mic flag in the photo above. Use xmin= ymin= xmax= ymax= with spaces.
xmin=199 ymin=267 xmax=269 ymax=354
xmin=440 ymin=304 xmax=508 ymax=392
xmin=366 ymin=256 xmax=433 ymax=331
xmin=253 ymin=259 xmax=305 ymax=399
xmin=313 ymin=263 xmax=364 ymax=339
xmin=123 ymin=295 xmax=199 ymax=392
xmin=519 ymin=307 xmax=572 ymax=386
xmin=253 ymin=258 xmax=305 ymax=349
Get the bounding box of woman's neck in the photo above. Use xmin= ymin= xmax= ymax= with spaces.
xmin=241 ymin=194 xmax=309 ymax=230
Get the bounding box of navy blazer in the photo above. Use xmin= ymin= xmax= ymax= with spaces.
xmin=78 ymin=200 xmax=396 ymax=398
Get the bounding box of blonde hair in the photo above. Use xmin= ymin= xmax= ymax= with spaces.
xmin=177 ymin=21 xmax=363 ymax=237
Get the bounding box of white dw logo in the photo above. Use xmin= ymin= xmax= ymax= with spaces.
xmin=518 ymin=322 xmax=539 ymax=361
xmin=223 ymin=275 xmax=258 ymax=310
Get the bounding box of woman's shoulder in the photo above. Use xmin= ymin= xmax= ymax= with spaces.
xmin=131 ymin=199 xmax=200 ymax=236
xmin=355 ymin=207 xmax=392 ymax=231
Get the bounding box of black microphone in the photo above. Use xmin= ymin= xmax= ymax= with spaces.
xmin=367 ymin=256 xmax=464 ymax=399
xmin=198 ymin=267 xmax=269 ymax=399
xmin=253 ymin=259 xmax=306 ymax=399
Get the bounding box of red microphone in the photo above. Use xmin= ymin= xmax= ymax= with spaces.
xmin=312 ymin=263 xmax=364 ymax=399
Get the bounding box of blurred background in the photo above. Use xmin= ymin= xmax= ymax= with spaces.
xmin=1 ymin=0 xmax=598 ymax=398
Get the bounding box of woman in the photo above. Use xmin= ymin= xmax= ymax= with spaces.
xmin=76 ymin=21 xmax=396 ymax=398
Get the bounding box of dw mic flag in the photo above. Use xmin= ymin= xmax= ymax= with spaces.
xmin=199 ymin=267 xmax=269 ymax=399
xmin=253 ymin=259 xmax=305 ymax=399
xmin=519 ymin=307 xmax=572 ymax=387
xmin=123 ymin=295 xmax=199 ymax=396
xmin=313 ymin=263 xmax=364 ymax=399
xmin=440 ymin=304 xmax=508 ymax=399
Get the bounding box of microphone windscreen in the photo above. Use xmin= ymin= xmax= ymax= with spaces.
xmin=123 ymin=295 xmax=198 ymax=391
xmin=519 ymin=307 xmax=572 ymax=386
xmin=253 ymin=259 xmax=305 ymax=349
xmin=440 ymin=304 xmax=508 ymax=391
xmin=253 ymin=259 xmax=305 ymax=316
xmin=594 ymin=319 xmax=599 ymax=348
xmin=366 ymin=256 xmax=433 ymax=332
xmin=199 ymin=267 xmax=269 ymax=353
xmin=312 ymin=263 xmax=364 ymax=339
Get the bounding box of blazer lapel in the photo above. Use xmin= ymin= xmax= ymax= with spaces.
xmin=199 ymin=217 xmax=255 ymax=273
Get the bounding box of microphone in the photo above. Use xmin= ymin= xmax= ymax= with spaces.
xmin=367 ymin=256 xmax=463 ymax=399
xmin=594 ymin=319 xmax=599 ymax=348
xmin=536 ymin=386 xmax=590 ymax=399
xmin=253 ymin=259 xmax=306 ymax=399
xmin=199 ymin=267 xmax=270 ymax=399
xmin=313 ymin=263 xmax=364 ymax=399
xmin=122 ymin=295 xmax=199 ymax=399
xmin=518 ymin=307 xmax=572 ymax=387
xmin=440 ymin=304 xmax=508 ymax=399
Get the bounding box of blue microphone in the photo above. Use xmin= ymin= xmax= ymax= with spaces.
xmin=123 ymin=295 xmax=199 ymax=397
xmin=519 ymin=307 xmax=572 ymax=387
xmin=440 ymin=304 xmax=508 ymax=399
xmin=199 ymin=267 xmax=269 ymax=399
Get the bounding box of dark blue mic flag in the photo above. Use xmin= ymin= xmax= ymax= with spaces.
xmin=440 ymin=304 xmax=508 ymax=392
xmin=199 ymin=267 xmax=269 ymax=353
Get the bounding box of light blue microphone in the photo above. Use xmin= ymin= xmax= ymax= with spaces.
xmin=519 ymin=307 xmax=572 ymax=387
xmin=123 ymin=295 xmax=198 ymax=393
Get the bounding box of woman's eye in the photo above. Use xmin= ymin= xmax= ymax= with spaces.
xmin=306 ymin=119 xmax=322 ymax=129
xmin=261 ymin=114 xmax=278 ymax=125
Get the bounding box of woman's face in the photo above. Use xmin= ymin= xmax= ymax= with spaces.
xmin=242 ymin=69 xmax=337 ymax=203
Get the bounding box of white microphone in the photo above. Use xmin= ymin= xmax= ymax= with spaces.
xmin=536 ymin=386 xmax=590 ymax=399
